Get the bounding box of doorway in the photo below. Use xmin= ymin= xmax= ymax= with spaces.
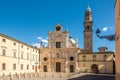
xmin=70 ymin=65 xmax=74 ymax=72
xmin=56 ymin=62 xmax=61 ymax=72
xmin=91 ymin=64 xmax=99 ymax=74
xmin=44 ymin=65 xmax=47 ymax=72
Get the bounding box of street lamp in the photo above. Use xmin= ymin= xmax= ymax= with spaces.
xmin=95 ymin=28 xmax=119 ymax=41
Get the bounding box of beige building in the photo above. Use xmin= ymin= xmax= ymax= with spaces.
xmin=0 ymin=33 xmax=39 ymax=76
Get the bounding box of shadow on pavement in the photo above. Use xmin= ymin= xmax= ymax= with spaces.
xmin=68 ymin=74 xmax=115 ymax=80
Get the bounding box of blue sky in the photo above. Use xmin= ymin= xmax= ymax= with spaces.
xmin=0 ymin=0 xmax=115 ymax=52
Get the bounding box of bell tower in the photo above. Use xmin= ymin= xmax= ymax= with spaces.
xmin=83 ymin=6 xmax=93 ymax=52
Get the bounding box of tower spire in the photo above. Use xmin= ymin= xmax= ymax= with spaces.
xmin=40 ymin=40 xmax=44 ymax=48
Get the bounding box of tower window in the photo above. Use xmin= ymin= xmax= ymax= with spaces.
xmin=86 ymin=25 xmax=90 ymax=31
xmin=56 ymin=42 xmax=61 ymax=48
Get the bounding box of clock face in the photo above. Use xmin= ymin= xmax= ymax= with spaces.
xmin=56 ymin=26 xmax=61 ymax=31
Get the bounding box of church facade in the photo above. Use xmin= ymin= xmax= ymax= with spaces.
xmin=39 ymin=6 xmax=115 ymax=74
xmin=40 ymin=24 xmax=80 ymax=73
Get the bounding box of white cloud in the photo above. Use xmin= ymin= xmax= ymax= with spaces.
xmin=102 ymin=27 xmax=108 ymax=32
xmin=37 ymin=37 xmax=48 ymax=43
xmin=32 ymin=43 xmax=40 ymax=48
xmin=32 ymin=36 xmax=48 ymax=48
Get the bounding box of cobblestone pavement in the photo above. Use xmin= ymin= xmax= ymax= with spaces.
xmin=0 ymin=73 xmax=115 ymax=80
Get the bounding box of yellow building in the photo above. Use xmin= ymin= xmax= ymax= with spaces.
xmin=78 ymin=51 xmax=114 ymax=74
xmin=0 ymin=33 xmax=39 ymax=76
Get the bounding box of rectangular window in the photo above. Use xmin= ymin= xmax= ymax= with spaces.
xmin=21 ymin=45 xmax=23 ymax=48
xmin=27 ymin=65 xmax=29 ymax=70
xmin=27 ymin=54 xmax=29 ymax=60
xmin=32 ymin=65 xmax=34 ymax=70
xmin=2 ymin=63 xmax=6 ymax=70
xmin=13 ymin=52 xmax=16 ymax=58
xmin=2 ymin=49 xmax=6 ymax=56
xmin=56 ymin=42 xmax=61 ymax=48
xmin=33 ymin=55 xmax=34 ymax=61
xmin=21 ymin=51 xmax=24 ymax=59
xmin=36 ymin=56 xmax=37 ymax=61
xmin=93 ymin=55 xmax=96 ymax=61
xmin=21 ymin=64 xmax=23 ymax=70
xmin=21 ymin=53 xmax=23 ymax=59
xmin=83 ymin=55 xmax=86 ymax=61
xmin=13 ymin=64 xmax=16 ymax=70
xmin=104 ymin=55 xmax=107 ymax=61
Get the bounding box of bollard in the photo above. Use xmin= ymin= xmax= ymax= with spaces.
xmin=44 ymin=73 xmax=46 ymax=77
xmin=52 ymin=73 xmax=54 ymax=77
xmin=60 ymin=73 xmax=62 ymax=78
xmin=9 ymin=73 xmax=12 ymax=80
xmin=3 ymin=73 xmax=5 ymax=76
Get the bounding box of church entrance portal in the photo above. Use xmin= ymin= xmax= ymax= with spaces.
xmin=70 ymin=65 xmax=74 ymax=72
xmin=44 ymin=65 xmax=47 ymax=72
xmin=56 ymin=62 xmax=61 ymax=72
